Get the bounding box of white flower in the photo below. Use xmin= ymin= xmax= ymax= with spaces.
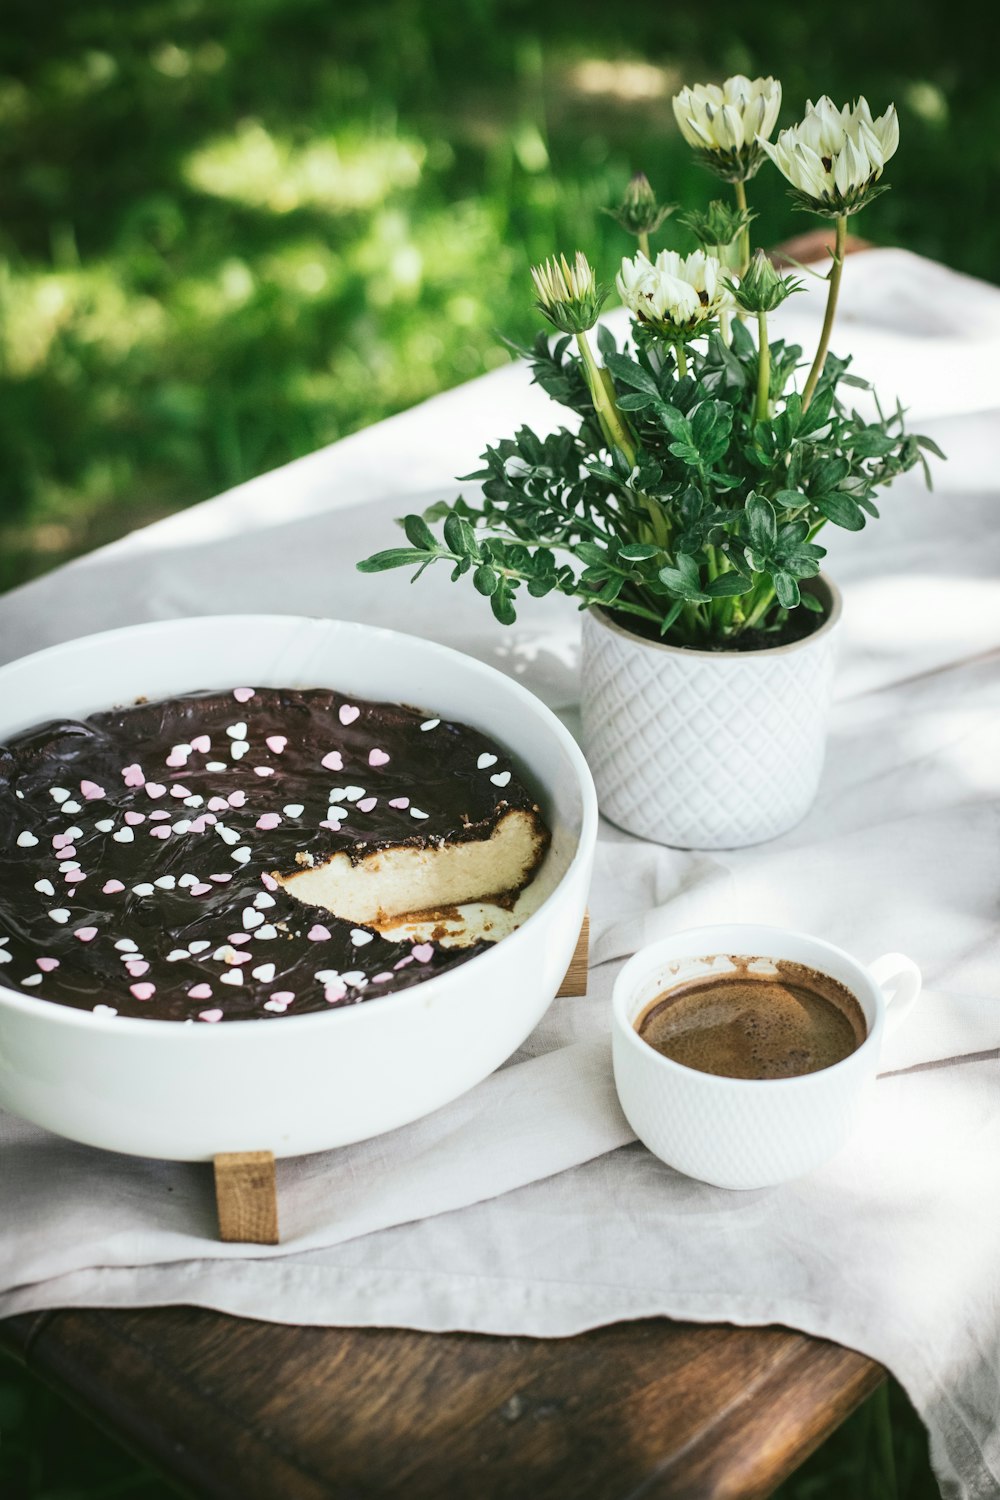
xmin=759 ymin=96 xmax=899 ymax=216
xmin=616 ymin=249 xmax=733 ymax=338
xmin=672 ymin=75 xmax=782 ymax=181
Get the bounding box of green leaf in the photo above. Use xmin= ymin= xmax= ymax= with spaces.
xmin=705 ymin=573 xmax=752 ymax=598
xmin=659 ymin=600 xmax=684 ymax=634
xmin=773 ymin=571 xmax=800 ymax=608
xmin=618 ymin=543 xmax=660 ymax=561
xmin=746 ymin=492 xmax=777 ymax=553
xmin=443 ymin=512 xmax=481 ymax=557
xmin=816 ymin=492 xmax=865 ymax=530
xmin=596 ymin=323 xmax=617 ymax=359
xmin=916 ymin=434 xmax=947 ymax=460
xmin=800 ymin=591 xmax=825 ymax=613
xmin=490 ymin=586 xmax=517 ymax=626
xmin=357 ymin=548 xmax=432 ymax=573
xmin=605 ymin=353 xmax=659 ymax=397
xmin=616 ymin=392 xmax=656 ymax=411
xmin=473 ymin=564 xmax=499 ymax=597
xmin=658 ymin=561 xmax=709 ymax=602
xmin=403 ymin=514 xmax=438 ymax=550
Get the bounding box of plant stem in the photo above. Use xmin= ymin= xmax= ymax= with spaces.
xmin=802 ymin=215 xmax=847 ymax=411
xmin=676 ymin=344 xmax=688 ymax=379
xmin=733 ymin=180 xmax=751 ymax=275
xmin=742 ymin=580 xmax=777 ymax=632
xmin=754 ymin=309 xmax=770 ymax=423
xmin=576 ymin=331 xmax=637 ymax=465
xmin=638 ymin=230 xmax=651 ymax=260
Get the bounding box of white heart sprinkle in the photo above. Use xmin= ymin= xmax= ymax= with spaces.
xmin=243 ymin=908 xmax=264 ymax=930
xmin=420 ymin=719 xmax=440 ymax=731
xmin=62 ymin=801 xmax=82 ymax=814
xmin=232 ymin=847 xmax=252 ymax=864
xmin=178 ymin=873 xmax=198 ymax=888
xmin=255 ymin=924 xmax=278 ymax=940
xmin=0 ymin=950 xmax=10 ymax=963
xmin=92 ymin=1005 xmax=117 ymax=1018
xmin=410 ymin=807 xmax=429 ymax=820
xmin=22 ymin=975 xmax=42 ymax=986
xmin=58 ymin=861 xmax=81 ymax=874
xmin=217 ymin=826 xmax=240 ymax=846
xmin=251 ymin=963 xmax=276 ymax=982
xmin=171 ymin=743 xmax=191 ymax=759
xmin=95 ymin=818 xmax=115 ymax=832
xmin=477 ymin=753 xmax=498 ymax=770
xmin=49 ymin=909 xmax=71 ymax=923
xmin=184 ymin=795 xmax=204 ymax=808
xmin=344 ymin=785 xmax=366 ymax=802
xmin=132 ymin=883 xmax=155 ymax=896
xmin=253 ymin=892 xmax=276 ymax=909
xmin=328 ymin=787 xmax=347 ymax=800
xmin=51 ymin=787 xmax=70 ymax=803
xmin=341 ymin=971 xmax=368 ymax=987
xmin=206 ymin=761 xmax=227 ymax=771
xmin=16 ymin=831 xmax=38 ymax=848
xmin=154 ymin=875 xmax=177 ymax=890
xmin=65 ymin=827 xmax=83 ymax=839
xmin=350 ymin=929 xmax=374 ymax=946
xmin=326 ymin=804 xmax=348 ymax=819
xmin=189 ymin=940 xmax=211 ymax=954
xmin=491 ymin=770 xmax=512 ymax=787
xmin=283 ymin=804 xmax=304 ymax=817
xmin=220 ymin=969 xmax=243 ymax=985
xmin=315 ymin=970 xmax=341 ymax=984
xmin=34 ymin=880 xmax=55 ymax=896
xmin=227 ymin=722 xmax=248 ymax=739
xmin=166 ymin=949 xmax=190 ymax=962
xmin=230 ymin=741 xmax=250 ymax=759
xmin=114 ymin=939 xmax=139 ymax=952
xmin=172 ymin=819 xmax=192 ymax=834
xmin=112 ymin=828 xmax=135 ymax=843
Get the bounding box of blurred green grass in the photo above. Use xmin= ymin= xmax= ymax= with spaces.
xmin=0 ymin=0 xmax=992 ymax=593
xmin=0 ymin=1 xmax=981 ymax=1490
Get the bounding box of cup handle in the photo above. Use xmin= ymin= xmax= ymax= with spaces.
xmin=868 ymin=953 xmax=922 ymax=1034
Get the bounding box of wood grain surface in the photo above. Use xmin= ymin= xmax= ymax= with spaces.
xmin=1 ymin=1307 xmax=883 ymax=1499
xmin=214 ymin=1152 xmax=280 ymax=1244
xmin=556 ymin=913 xmax=590 ymax=998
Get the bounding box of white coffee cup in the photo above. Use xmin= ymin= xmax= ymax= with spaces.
xmin=612 ymin=924 xmax=921 ymax=1190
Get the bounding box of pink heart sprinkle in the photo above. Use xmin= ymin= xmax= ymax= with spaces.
xmin=266 ymin=736 xmax=287 ymax=754
xmin=388 ymin=797 xmax=410 ymax=810
xmin=412 ymin=943 xmax=434 ymax=964
xmin=307 ymin=924 xmax=331 ymax=942
xmin=37 ymin=957 xmax=59 ymax=972
xmin=188 ymin=817 xmax=208 ymax=834
xmin=256 ymin=812 xmax=281 ymax=830
xmin=57 ymin=845 xmax=78 ymax=860
xmin=319 ymin=819 xmax=342 ymax=832
xmin=149 ymin=826 xmax=171 ymax=840
xmin=190 ymin=734 xmax=211 ymax=753
xmin=190 ymin=883 xmax=213 ymax=896
xmin=165 ymin=750 xmax=188 ymax=768
xmin=324 ymin=980 xmax=347 ymax=1003
xmin=145 ymin=783 xmax=166 ymax=799
xmin=189 ymin=984 xmax=213 ymax=1000
xmin=254 ymin=766 xmax=275 ymax=777
xmin=369 ymin=748 xmax=390 ymax=767
xmin=227 ymin=790 xmax=247 ymax=808
xmin=339 ymin=704 xmax=360 ymax=726
xmin=207 ymin=797 xmax=229 ymax=812
xmin=122 ymin=763 xmax=145 ymax=787
xmin=371 ymin=972 xmax=394 ymax=984
xmin=321 ymin=751 xmax=343 ymax=772
xmin=170 ymin=785 xmax=191 ymax=799
xmin=52 ymin=832 xmax=73 ymax=849
xmin=64 ymin=870 xmax=86 ymax=883
xmin=393 ymin=956 xmax=415 ymax=969
xmin=357 ymin=797 xmax=378 ymax=814
xmin=228 ymin=934 xmax=252 ymax=946
xmin=150 ymin=810 xmax=171 ymax=820
xmin=271 ymin=991 xmax=295 ymax=1005
xmin=261 ymin=872 xmax=278 ymax=891
xmin=124 ymin=810 xmax=146 ymax=826
xmin=233 ymin=688 xmax=255 ymax=703
xmin=130 ymin=982 xmax=156 ymax=1001
xmin=80 ymin=779 xmax=105 ymax=800
xmin=103 ymin=879 xmax=125 ymax=894
xmin=210 ymin=873 xmax=232 ymax=883
xmin=198 ymin=1008 xmax=224 ymax=1022
xmin=74 ymin=927 xmax=98 ymax=943
xmin=126 ymin=960 xmax=149 ymax=977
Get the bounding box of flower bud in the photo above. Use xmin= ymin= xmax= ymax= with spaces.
xmin=606 ymin=173 xmax=676 ymax=238
xmin=680 ymin=199 xmax=756 ymax=252
xmin=673 ymin=75 xmax=782 ymax=183
xmin=759 ymin=96 xmax=898 ymax=217
xmin=530 ymin=252 xmax=608 ymax=334
xmin=727 ymin=250 xmax=803 ymax=313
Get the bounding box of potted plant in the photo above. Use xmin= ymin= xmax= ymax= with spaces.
xmin=359 ymin=76 xmax=941 ymax=849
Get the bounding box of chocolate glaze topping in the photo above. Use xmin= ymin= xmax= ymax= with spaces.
xmin=0 ymin=687 xmax=546 ymax=1022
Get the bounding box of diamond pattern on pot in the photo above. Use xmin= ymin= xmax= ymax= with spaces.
xmin=581 ymin=604 xmax=841 ymax=850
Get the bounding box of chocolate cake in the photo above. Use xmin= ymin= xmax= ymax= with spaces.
xmin=0 ymin=687 xmax=550 ymax=1023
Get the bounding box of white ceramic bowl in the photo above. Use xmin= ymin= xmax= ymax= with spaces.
xmin=0 ymin=616 xmax=597 ymax=1161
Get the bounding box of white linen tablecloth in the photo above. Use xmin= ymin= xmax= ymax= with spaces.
xmin=2 ymin=249 xmax=1000 ymax=1498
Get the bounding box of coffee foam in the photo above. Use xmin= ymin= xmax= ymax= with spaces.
xmin=635 ymin=956 xmax=867 ymax=1080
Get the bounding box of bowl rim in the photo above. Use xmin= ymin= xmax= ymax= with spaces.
xmin=0 ymin=613 xmax=598 ymax=1039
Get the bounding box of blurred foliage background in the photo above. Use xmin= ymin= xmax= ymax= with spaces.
xmin=0 ymin=0 xmax=992 ymax=596
xmin=0 ymin=1 xmax=982 ymax=1492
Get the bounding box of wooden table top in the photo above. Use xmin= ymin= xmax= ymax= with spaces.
xmin=2 ymin=1307 xmax=883 ymax=1498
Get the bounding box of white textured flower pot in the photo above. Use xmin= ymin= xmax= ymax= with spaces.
xmin=580 ymin=576 xmax=842 ymax=850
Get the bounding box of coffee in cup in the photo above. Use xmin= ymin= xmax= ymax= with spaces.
xmin=635 ymin=957 xmax=867 ymax=1080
